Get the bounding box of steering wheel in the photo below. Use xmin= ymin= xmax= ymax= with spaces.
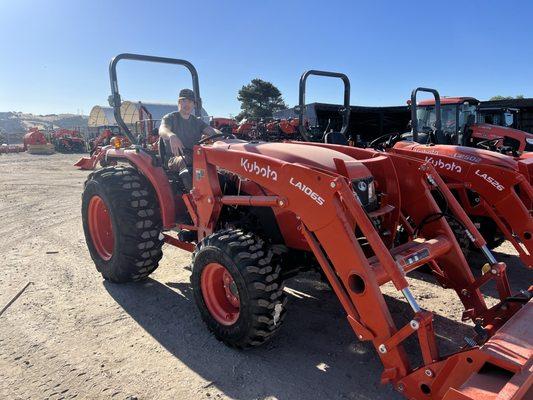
xmin=369 ymin=132 xmax=401 ymax=149
xmin=477 ymin=138 xmax=517 ymax=156
xmin=477 ymin=138 xmax=501 ymax=151
xmin=196 ymin=132 xmax=236 ymax=145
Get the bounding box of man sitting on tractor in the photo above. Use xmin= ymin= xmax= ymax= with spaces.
xmin=159 ymin=88 xmax=220 ymax=189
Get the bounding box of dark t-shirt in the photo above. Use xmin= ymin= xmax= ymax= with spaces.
xmin=161 ymin=112 xmax=208 ymax=150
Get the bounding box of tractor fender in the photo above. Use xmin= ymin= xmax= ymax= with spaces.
xmin=105 ymin=148 xmax=176 ymax=230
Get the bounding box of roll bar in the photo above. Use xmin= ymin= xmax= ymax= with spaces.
xmin=298 ymin=70 xmax=350 ymax=140
xmin=410 ymin=87 xmax=441 ymax=143
xmin=108 ymin=53 xmax=201 ymax=145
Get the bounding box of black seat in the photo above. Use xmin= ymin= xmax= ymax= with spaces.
xmin=157 ymin=138 xmax=192 ymax=223
xmin=458 ymin=114 xmax=476 ymax=146
xmin=324 ymin=132 xmax=348 ymax=145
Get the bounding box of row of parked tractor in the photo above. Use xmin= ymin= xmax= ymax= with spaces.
xmin=211 ymin=116 xmax=310 ymax=141
xmin=1 ymin=114 xmax=308 ymax=157
xmin=0 ymin=127 xmax=88 ymax=155
xmin=1 ymin=116 xmax=305 ymax=158
xmin=76 ymin=54 xmax=533 ymax=400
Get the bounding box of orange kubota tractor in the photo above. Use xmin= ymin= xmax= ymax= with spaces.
xmin=234 ymin=118 xmax=260 ymax=140
xmin=297 ymin=72 xmax=533 ymax=270
xmin=210 ymin=117 xmax=238 ymax=135
xmin=23 ymin=127 xmax=55 ymax=154
xmin=81 ymin=54 xmax=532 ymax=400
xmin=90 ymin=127 xmax=131 ymax=152
xmin=408 ymin=95 xmax=533 ymax=154
xmin=375 ymin=88 xmax=533 ymax=270
xmin=263 ymin=118 xmax=306 ymax=141
xmin=51 ymin=128 xmax=86 ymax=153
xmin=74 ymin=128 xmax=126 ymax=169
xmin=76 ymin=119 xmax=160 ymax=170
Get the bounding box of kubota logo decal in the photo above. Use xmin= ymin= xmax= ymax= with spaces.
xmin=289 ymin=177 xmax=325 ymax=206
xmin=240 ymin=158 xmax=278 ymax=181
xmin=475 ymin=170 xmax=504 ymax=191
xmin=415 ymin=148 xmax=439 ymax=155
xmin=424 ymin=156 xmax=462 ymax=173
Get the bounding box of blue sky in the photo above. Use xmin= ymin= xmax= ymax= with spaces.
xmin=0 ymin=0 xmax=531 ymax=116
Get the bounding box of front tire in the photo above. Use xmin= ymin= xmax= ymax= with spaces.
xmin=192 ymin=229 xmax=287 ymax=349
xmin=447 ymin=217 xmax=470 ymax=259
xmin=476 ymin=218 xmax=505 ymax=249
xmin=82 ymin=166 xmax=164 ymax=282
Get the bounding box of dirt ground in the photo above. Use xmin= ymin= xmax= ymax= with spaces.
xmin=0 ymin=152 xmax=530 ymax=400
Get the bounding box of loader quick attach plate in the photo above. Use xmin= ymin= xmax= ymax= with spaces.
xmin=443 ymin=301 xmax=532 ymax=399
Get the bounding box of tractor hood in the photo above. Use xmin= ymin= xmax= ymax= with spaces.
xmin=393 ymin=141 xmax=533 ymax=186
xmin=393 ymin=141 xmax=519 ymax=170
xmin=473 ymin=123 xmax=533 ymax=141
xmin=474 ymin=123 xmax=533 ymax=136
xmin=214 ymin=140 xmax=372 ymax=179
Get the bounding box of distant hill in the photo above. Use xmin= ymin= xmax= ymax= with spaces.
xmin=0 ymin=112 xmax=88 ymax=143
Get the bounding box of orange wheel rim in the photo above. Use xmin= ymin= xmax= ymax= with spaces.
xmin=201 ymin=263 xmax=240 ymax=325
xmin=88 ymin=195 xmax=114 ymax=261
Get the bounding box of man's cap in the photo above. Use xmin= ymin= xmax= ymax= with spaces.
xmin=178 ymin=88 xmax=196 ymax=102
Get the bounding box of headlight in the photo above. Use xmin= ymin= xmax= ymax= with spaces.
xmin=352 ymin=177 xmax=379 ymax=212
xmin=110 ymin=136 xmax=122 ymax=149
xmin=526 ymin=138 xmax=533 ymax=151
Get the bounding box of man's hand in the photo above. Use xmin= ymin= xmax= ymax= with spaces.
xmin=169 ymin=134 xmax=184 ymax=155
xmin=159 ymin=117 xmax=184 ymax=155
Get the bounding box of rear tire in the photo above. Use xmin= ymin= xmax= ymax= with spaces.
xmin=82 ymin=166 xmax=164 ymax=282
xmin=192 ymin=229 xmax=287 ymax=349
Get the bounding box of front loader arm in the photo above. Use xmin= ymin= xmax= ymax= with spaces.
xmin=392 ymin=145 xmax=533 ymax=269
xmin=186 ymin=143 xmax=532 ymax=399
